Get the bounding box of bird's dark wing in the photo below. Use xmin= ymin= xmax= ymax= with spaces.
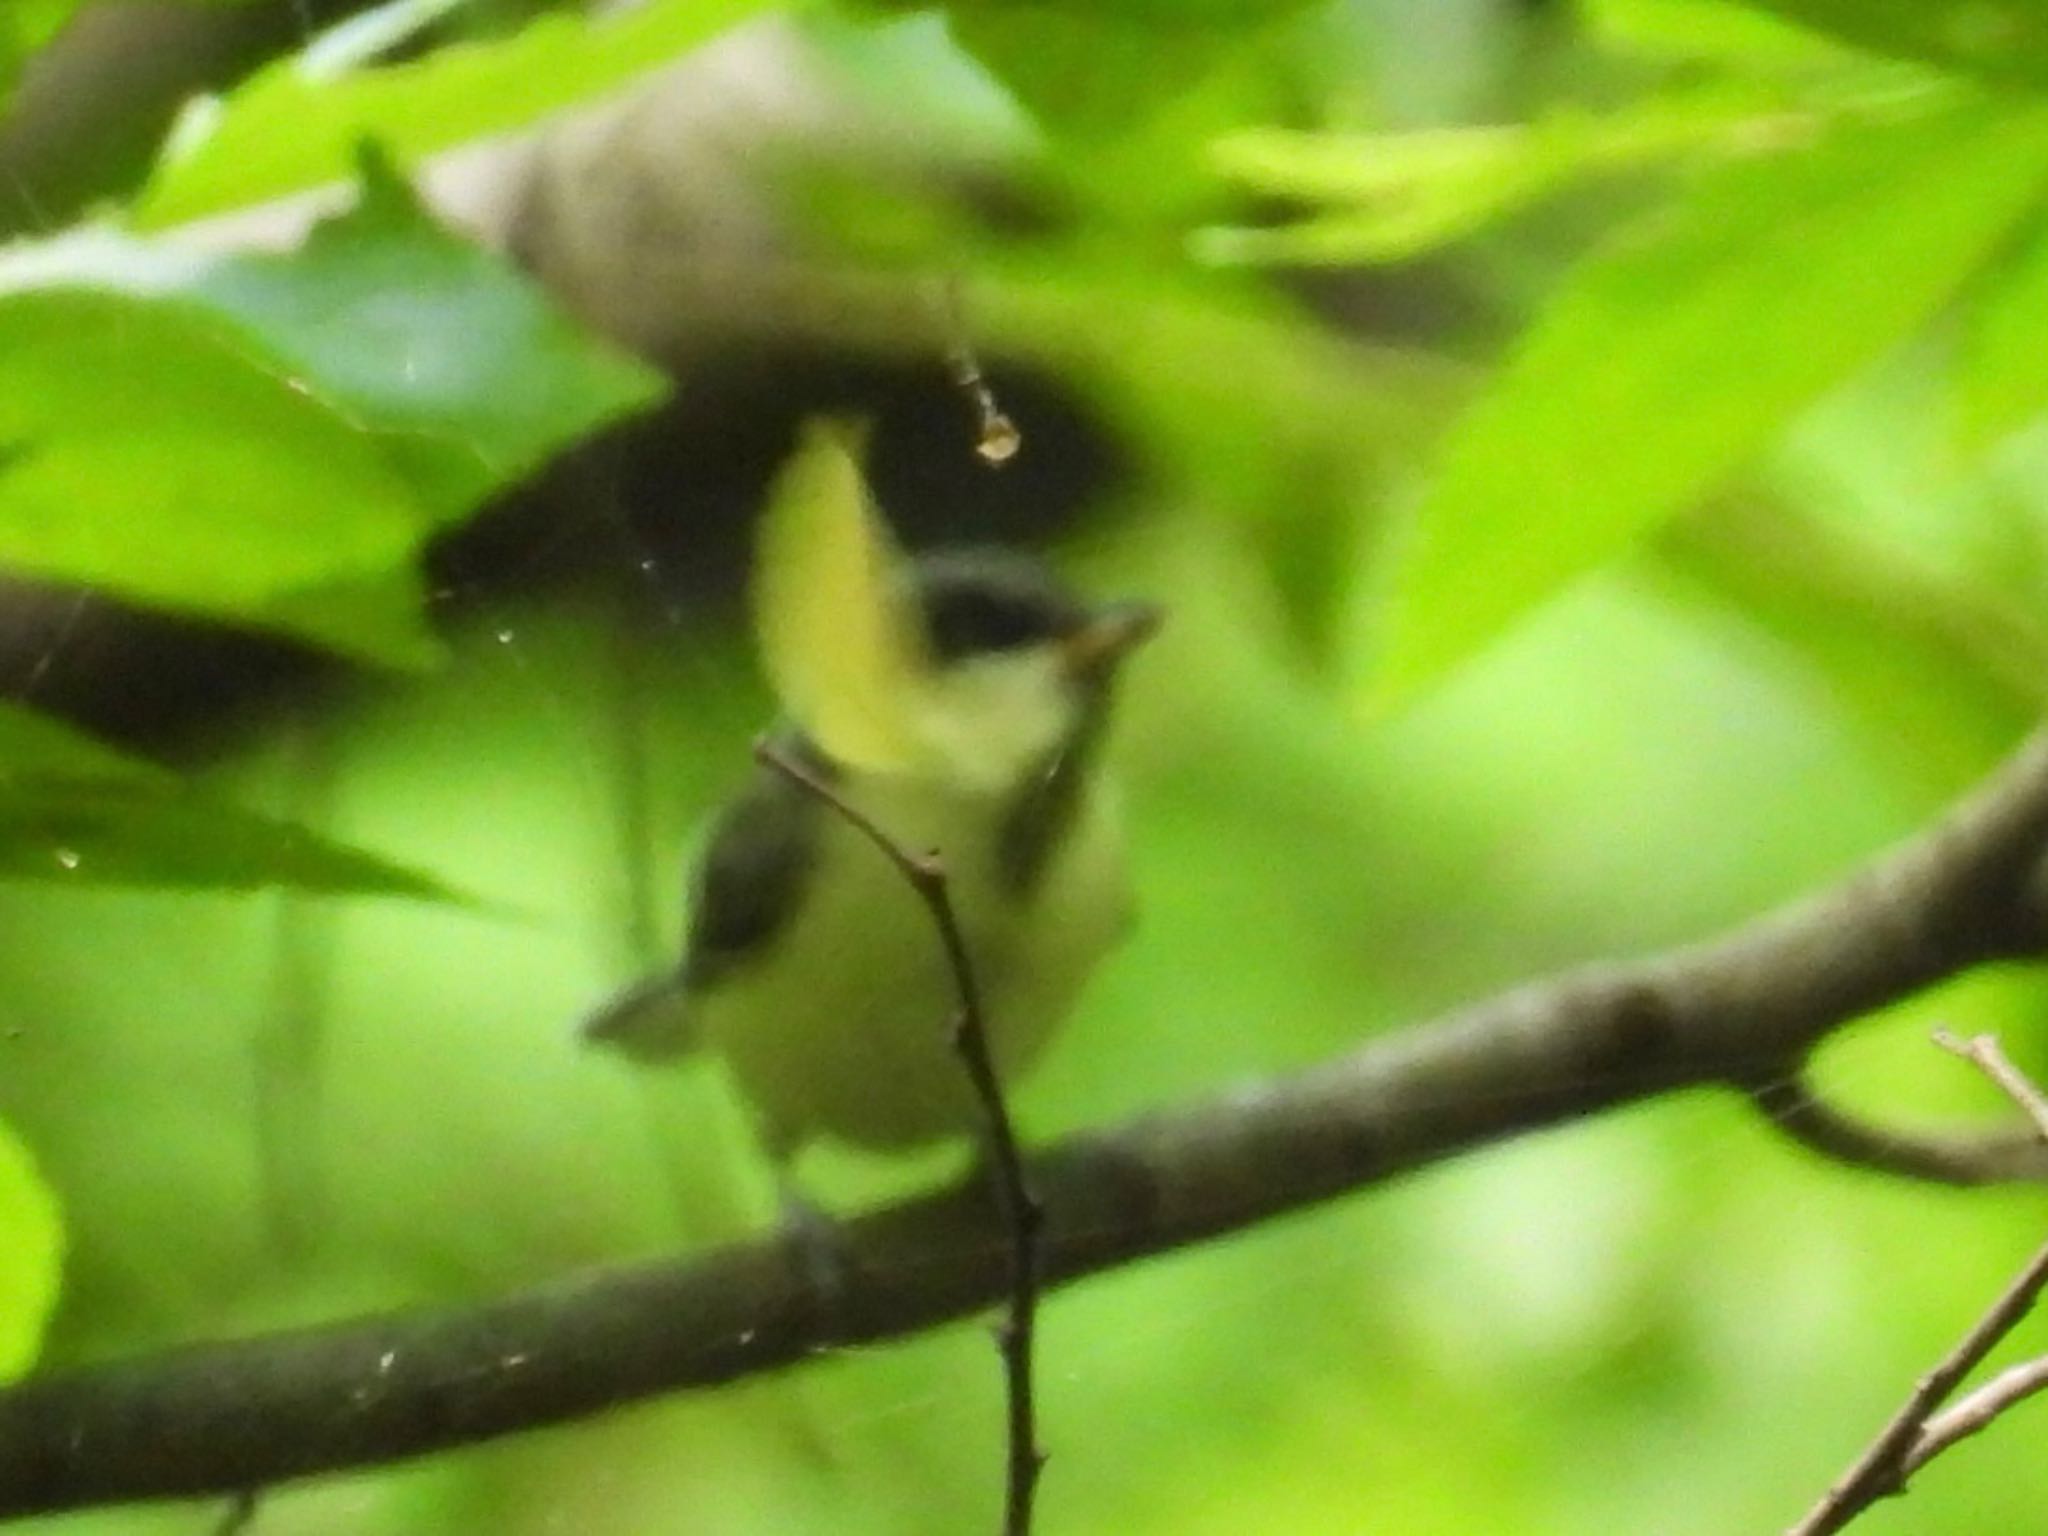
xmin=581 ymin=730 xmax=826 ymax=1060
xmin=997 ymin=689 xmax=1110 ymax=896
xmin=679 ymin=732 xmax=827 ymax=990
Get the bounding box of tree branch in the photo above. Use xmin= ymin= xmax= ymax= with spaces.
xmin=6 ymin=729 xmax=2048 ymax=1520
xmin=1746 ymin=1070 xmax=2048 ymax=1186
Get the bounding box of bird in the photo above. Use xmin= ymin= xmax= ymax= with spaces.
xmin=582 ymin=545 xmax=1160 ymax=1166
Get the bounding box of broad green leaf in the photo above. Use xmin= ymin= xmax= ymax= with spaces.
xmin=0 ymin=156 xmax=661 ymax=665
xmin=195 ymin=147 xmax=665 ymax=523
xmin=0 ymin=699 xmax=458 ymax=895
xmin=1583 ymin=0 xmax=1846 ymax=63
xmin=949 ymin=9 xmax=1242 ymax=140
xmin=1738 ymin=0 xmax=2048 ymax=86
xmin=1373 ymin=98 xmax=2048 ymax=707
xmin=0 ymin=1116 xmax=60 ymax=1382
xmin=1957 ymin=219 xmax=2048 ymax=448
xmin=944 ymin=6 xmax=1296 ymax=219
xmin=753 ymin=421 xmax=927 ymax=771
xmin=136 ymin=0 xmax=772 ymax=228
xmin=1201 ymin=90 xmax=1821 ymax=265
xmin=0 ymin=287 xmax=432 ymax=657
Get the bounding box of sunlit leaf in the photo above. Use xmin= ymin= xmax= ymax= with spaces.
xmin=195 ymin=145 xmax=666 ymax=525
xmin=933 ymin=0 xmax=1316 ymax=140
xmin=1737 ymin=0 xmax=2048 ymax=85
xmin=0 ymin=1116 xmax=60 ymax=1382
xmin=1201 ymin=90 xmax=1821 ymax=265
xmin=1583 ymin=0 xmax=1848 ymax=63
xmin=950 ymin=9 xmax=1242 ymax=140
xmin=0 ymin=287 xmax=431 ymax=651
xmin=0 ymin=153 xmax=661 ymax=666
xmin=136 ymin=0 xmax=772 ymax=228
xmin=1370 ymin=97 xmax=2048 ymax=707
xmin=0 ymin=699 xmax=461 ymax=895
xmin=942 ymin=5 xmax=1299 ymax=220
xmin=753 ymin=421 xmax=927 ymax=771
xmin=1957 ymin=219 xmax=2048 ymax=449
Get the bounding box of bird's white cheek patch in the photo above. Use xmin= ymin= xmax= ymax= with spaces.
xmin=911 ymin=648 xmax=1075 ymax=795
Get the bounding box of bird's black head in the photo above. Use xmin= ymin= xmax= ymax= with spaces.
xmin=910 ymin=548 xmax=1161 ymax=679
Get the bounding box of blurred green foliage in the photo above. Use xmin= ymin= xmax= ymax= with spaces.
xmin=0 ymin=3 xmax=86 ymax=112
xmin=7 ymin=0 xmax=2048 ymax=1533
xmin=0 ymin=1114 xmax=59 ymax=1383
xmin=133 ymin=0 xmax=772 ymax=225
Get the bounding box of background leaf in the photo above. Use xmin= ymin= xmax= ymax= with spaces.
xmin=1371 ymin=96 xmax=2048 ymax=706
xmin=1957 ymin=215 xmax=2048 ymax=447
xmin=0 ymin=159 xmax=662 ymax=666
xmin=0 ymin=1115 xmax=60 ymax=1382
xmin=0 ymin=700 xmax=460 ymax=894
xmin=1202 ymin=88 xmax=1825 ymax=265
xmin=0 ymin=286 xmax=435 ymax=661
xmin=1583 ymin=0 xmax=1846 ymax=63
xmin=135 ymin=0 xmax=773 ymax=227
xmin=194 ymin=147 xmax=666 ymax=525
xmin=1737 ymin=0 xmax=2048 ymax=84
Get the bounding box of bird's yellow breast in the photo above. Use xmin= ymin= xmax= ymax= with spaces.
xmin=695 ymin=771 xmax=1132 ymax=1156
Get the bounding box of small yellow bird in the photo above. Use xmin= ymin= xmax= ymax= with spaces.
xmin=583 ymin=427 xmax=1159 ymax=1164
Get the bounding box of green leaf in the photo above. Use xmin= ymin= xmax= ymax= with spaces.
xmin=1201 ymin=89 xmax=1823 ymax=265
xmin=1372 ymin=97 xmax=2048 ymax=708
xmin=1957 ymin=217 xmax=2048 ymax=448
xmin=949 ymin=9 xmax=1243 ymax=140
xmin=0 ymin=1116 xmax=61 ymax=1382
xmin=135 ymin=0 xmax=772 ymax=228
xmin=194 ymin=146 xmax=665 ymax=523
xmin=0 ymin=699 xmax=459 ymax=895
xmin=1737 ymin=0 xmax=2048 ymax=85
xmin=0 ymin=156 xmax=662 ymax=665
xmin=1583 ymin=0 xmax=1848 ymax=64
xmin=0 ymin=286 xmax=434 ymax=657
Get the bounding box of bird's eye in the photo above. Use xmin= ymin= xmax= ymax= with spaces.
xmin=925 ymin=590 xmax=1053 ymax=658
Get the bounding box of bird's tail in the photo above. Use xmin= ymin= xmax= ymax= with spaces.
xmin=580 ymin=974 xmax=700 ymax=1062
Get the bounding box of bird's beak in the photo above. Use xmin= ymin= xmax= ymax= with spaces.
xmin=1062 ymin=600 xmax=1164 ymax=679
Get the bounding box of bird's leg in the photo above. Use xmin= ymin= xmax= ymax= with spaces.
xmin=760 ymin=1126 xmax=853 ymax=1313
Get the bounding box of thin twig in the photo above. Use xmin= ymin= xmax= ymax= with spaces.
xmin=937 ymin=276 xmax=1020 ymax=467
xmin=1787 ymin=1032 xmax=2048 ymax=1536
xmin=1787 ymin=1236 xmax=2048 ymax=1536
xmin=1934 ymin=1030 xmax=2048 ymax=1140
xmin=1906 ymin=1353 xmax=2048 ymax=1474
xmin=754 ymin=737 xmax=1044 ymax=1536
